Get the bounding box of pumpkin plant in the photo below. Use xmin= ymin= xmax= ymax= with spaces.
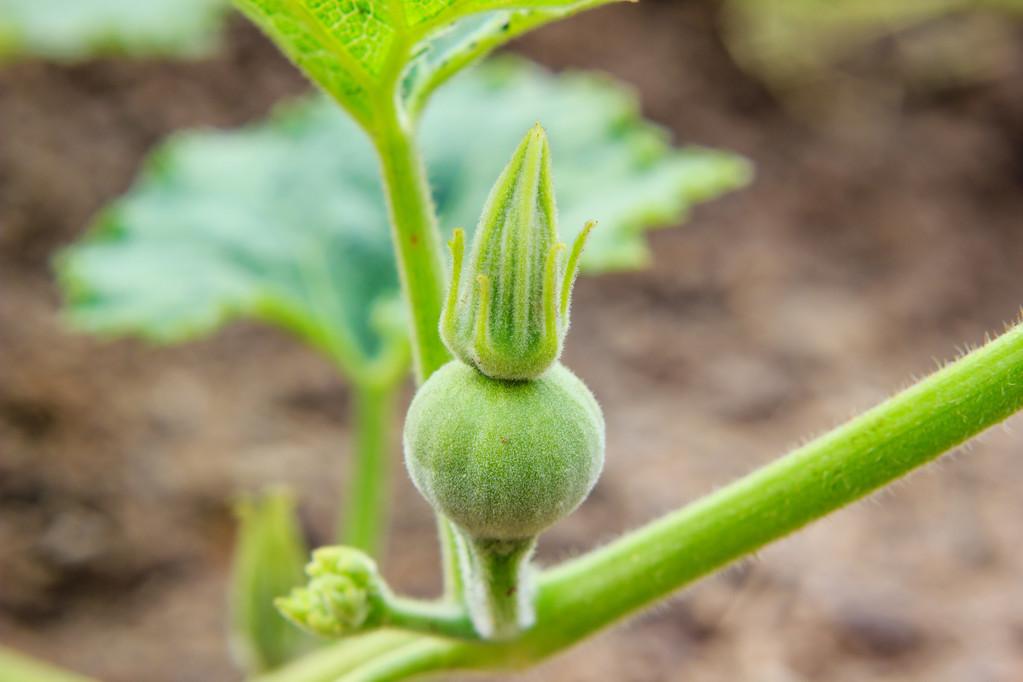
xmin=2 ymin=0 xmax=1021 ymax=680
xmin=55 ymin=48 xmax=747 ymax=605
xmin=53 ymin=10 xmax=748 ymax=681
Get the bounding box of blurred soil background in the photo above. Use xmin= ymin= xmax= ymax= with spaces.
xmin=2 ymin=0 xmax=1023 ymax=680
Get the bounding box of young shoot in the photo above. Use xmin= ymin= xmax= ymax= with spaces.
xmin=407 ymin=124 xmax=604 ymax=639
xmin=288 ymin=125 xmax=605 ymax=641
xmin=22 ymin=1 xmax=1023 ymax=681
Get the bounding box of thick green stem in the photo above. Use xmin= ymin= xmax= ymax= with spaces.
xmin=372 ymin=109 xmax=450 ymax=385
xmin=341 ymin=383 xmax=399 ymax=555
xmin=0 ymin=648 xmax=97 ymax=682
xmin=455 ymin=534 xmax=536 ymax=640
xmin=327 ymin=320 xmax=1023 ymax=679
xmin=371 ymin=103 xmax=461 ymax=602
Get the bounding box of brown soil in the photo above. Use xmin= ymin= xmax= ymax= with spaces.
xmin=3 ymin=2 xmax=1023 ymax=680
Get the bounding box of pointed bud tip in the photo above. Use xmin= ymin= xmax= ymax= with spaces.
xmin=509 ymin=122 xmax=549 ymax=166
xmin=442 ymin=124 xmax=575 ymax=381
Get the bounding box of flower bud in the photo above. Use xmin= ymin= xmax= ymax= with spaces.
xmin=441 ymin=124 xmax=595 ymax=381
xmin=275 ymin=547 xmax=385 ymax=638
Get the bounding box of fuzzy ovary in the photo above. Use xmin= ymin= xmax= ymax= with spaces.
xmin=403 ymin=360 xmax=605 ymax=541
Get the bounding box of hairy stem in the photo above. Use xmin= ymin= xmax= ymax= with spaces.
xmin=372 ymin=109 xmax=450 ymax=385
xmin=456 ymin=534 xmax=536 ymax=640
xmin=330 ymin=320 xmax=1023 ymax=679
xmin=383 ymin=598 xmax=477 ymax=640
xmin=341 ymin=383 xmax=400 ymax=555
xmin=437 ymin=518 xmax=464 ymax=603
xmin=371 ymin=103 xmax=461 ymax=601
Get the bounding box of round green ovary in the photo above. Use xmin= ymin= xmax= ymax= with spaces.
xmin=404 ymin=361 xmax=604 ymax=541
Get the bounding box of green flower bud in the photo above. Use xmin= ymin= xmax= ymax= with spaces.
xmin=440 ymin=124 xmax=595 ymax=381
xmin=410 ymin=124 xmax=603 ymax=638
xmin=404 ymin=360 xmax=604 ymax=542
xmin=404 ymin=360 xmax=604 ymax=637
xmin=275 ymin=547 xmax=385 ymax=638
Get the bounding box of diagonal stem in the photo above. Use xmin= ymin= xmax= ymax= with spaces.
xmin=323 ymin=319 xmax=1023 ymax=679
xmin=253 ymin=633 xmax=419 ymax=682
xmin=0 ymin=647 xmax=98 ymax=682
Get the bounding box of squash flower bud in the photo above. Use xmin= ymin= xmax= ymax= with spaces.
xmin=275 ymin=547 xmax=385 ymax=638
xmin=409 ymin=124 xmax=604 ymax=639
xmin=441 ymin=124 xmax=595 ymax=381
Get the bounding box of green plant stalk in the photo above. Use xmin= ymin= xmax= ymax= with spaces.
xmin=341 ymin=382 xmax=400 ymax=555
xmin=372 ymin=108 xmax=450 ymax=384
xmin=290 ymin=320 xmax=1023 ymax=680
xmin=456 ymin=535 xmax=537 ymax=640
xmin=370 ymin=101 xmax=462 ymax=603
xmin=253 ymin=632 xmax=419 ymax=682
xmin=383 ymin=598 xmax=476 ymax=639
xmin=0 ymin=647 xmax=98 ymax=682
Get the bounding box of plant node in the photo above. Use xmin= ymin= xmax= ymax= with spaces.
xmin=455 ymin=531 xmax=538 ymax=639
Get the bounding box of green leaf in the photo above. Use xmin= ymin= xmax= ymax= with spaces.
xmin=231 ymin=0 xmax=625 ymax=130
xmin=57 ymin=101 xmax=401 ymax=381
xmin=0 ymin=0 xmax=230 ymax=61
xmin=402 ymin=0 xmax=618 ymax=118
xmin=422 ymin=59 xmax=752 ymax=272
xmin=230 ymin=489 xmax=315 ymax=673
xmin=57 ymin=58 xmax=750 ymax=377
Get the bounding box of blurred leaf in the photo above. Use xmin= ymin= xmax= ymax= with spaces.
xmin=723 ymin=0 xmax=1023 ymax=101
xmin=423 ymin=59 xmax=752 ymax=272
xmin=0 ymin=0 xmax=230 ymax=61
xmin=57 ymin=96 xmax=400 ymax=381
xmin=231 ymin=490 xmax=314 ymax=674
xmin=57 ymin=58 xmax=750 ymax=375
xmin=232 ymin=0 xmax=624 ymax=129
xmin=0 ymin=647 xmax=96 ymax=682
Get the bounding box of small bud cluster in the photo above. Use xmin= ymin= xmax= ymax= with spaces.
xmin=275 ymin=547 xmax=384 ymax=638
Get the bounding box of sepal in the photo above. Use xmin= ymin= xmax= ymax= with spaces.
xmin=440 ymin=124 xmax=594 ymax=380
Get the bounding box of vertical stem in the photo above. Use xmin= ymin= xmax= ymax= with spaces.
xmin=371 ymin=103 xmax=461 ymax=599
xmin=373 ymin=109 xmax=450 ymax=384
xmin=457 ymin=532 xmax=536 ymax=640
xmin=439 ymin=520 xmax=464 ymax=602
xmin=341 ymin=383 xmax=398 ymax=556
